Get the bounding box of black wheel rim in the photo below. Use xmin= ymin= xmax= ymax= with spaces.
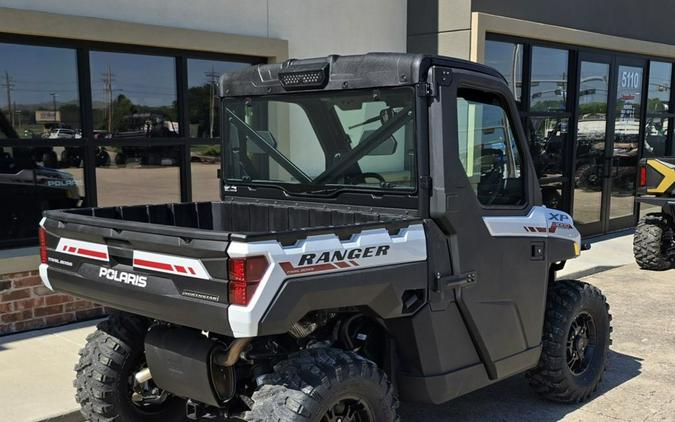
xmin=321 ymin=398 xmax=374 ymax=422
xmin=566 ymin=311 xmax=597 ymax=375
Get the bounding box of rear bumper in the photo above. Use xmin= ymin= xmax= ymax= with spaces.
xmin=44 ymin=264 xmax=235 ymax=336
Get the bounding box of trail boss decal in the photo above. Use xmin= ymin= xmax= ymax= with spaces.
xmin=98 ymin=267 xmax=147 ymax=288
xmin=279 ymin=245 xmax=391 ymax=275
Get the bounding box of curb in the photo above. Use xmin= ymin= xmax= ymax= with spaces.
xmin=562 ymin=265 xmax=622 ymax=280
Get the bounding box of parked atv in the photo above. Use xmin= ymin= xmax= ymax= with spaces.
xmin=634 ymin=157 xmax=675 ymax=270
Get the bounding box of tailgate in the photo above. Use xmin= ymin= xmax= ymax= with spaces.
xmin=39 ymin=213 xmax=235 ymax=336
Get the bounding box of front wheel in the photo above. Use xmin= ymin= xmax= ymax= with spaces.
xmin=74 ymin=312 xmax=185 ymax=422
xmin=528 ymin=280 xmax=612 ymax=403
xmin=240 ymin=348 xmax=399 ymax=422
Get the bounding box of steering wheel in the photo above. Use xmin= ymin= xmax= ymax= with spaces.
xmin=349 ymin=172 xmax=386 ymax=185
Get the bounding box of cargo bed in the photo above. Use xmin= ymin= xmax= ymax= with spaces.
xmin=40 ymin=197 xmax=419 ymax=335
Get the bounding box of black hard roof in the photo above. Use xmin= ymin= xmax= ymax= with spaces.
xmin=218 ymin=52 xmax=505 ymax=97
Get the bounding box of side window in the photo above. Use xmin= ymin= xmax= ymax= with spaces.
xmin=456 ymin=89 xmax=526 ymax=206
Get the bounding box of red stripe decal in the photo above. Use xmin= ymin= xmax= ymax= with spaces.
xmin=335 ymin=261 xmax=350 ymax=268
xmin=77 ymin=248 xmax=108 ymax=260
xmin=548 ymin=225 xmax=557 ymax=233
xmin=175 ymin=265 xmax=187 ymax=274
xmin=188 ymin=267 xmax=196 ymax=275
xmin=63 ymin=245 xmax=68 ymax=251
xmin=536 ymin=227 xmax=547 ymax=233
xmin=350 ymin=260 xmax=359 ymax=266
xmin=68 ymin=246 xmax=77 ymax=253
xmin=134 ymin=258 xmax=173 ymax=272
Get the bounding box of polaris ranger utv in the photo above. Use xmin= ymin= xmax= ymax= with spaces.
xmin=633 ymin=157 xmax=675 ymax=270
xmin=38 ymin=53 xmax=612 ymax=421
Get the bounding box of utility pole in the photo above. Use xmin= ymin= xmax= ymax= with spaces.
xmin=101 ymin=65 xmax=115 ymax=133
xmin=2 ymin=71 xmax=15 ymax=127
xmin=205 ymin=66 xmax=219 ymax=138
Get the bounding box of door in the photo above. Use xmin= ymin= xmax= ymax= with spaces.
xmin=431 ymin=69 xmax=550 ymax=377
xmin=572 ymin=54 xmax=646 ymax=236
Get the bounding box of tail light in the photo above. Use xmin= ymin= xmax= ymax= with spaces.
xmin=639 ymin=165 xmax=647 ymax=187
xmin=228 ymin=256 xmax=268 ymax=306
xmin=39 ymin=227 xmax=48 ymax=264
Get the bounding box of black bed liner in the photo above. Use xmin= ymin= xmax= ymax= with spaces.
xmin=49 ymin=197 xmax=419 ymax=244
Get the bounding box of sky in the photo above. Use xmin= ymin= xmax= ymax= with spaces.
xmin=0 ymin=42 xmax=79 ymax=108
xmin=0 ymin=41 xmax=255 ymax=111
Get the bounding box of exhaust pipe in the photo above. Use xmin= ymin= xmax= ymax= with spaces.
xmin=214 ymin=338 xmax=252 ymax=367
xmin=133 ymin=338 xmax=251 ymax=385
xmin=134 ymin=367 xmax=152 ymax=384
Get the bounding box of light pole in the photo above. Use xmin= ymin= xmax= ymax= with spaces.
xmin=49 ymin=92 xmax=58 ymax=124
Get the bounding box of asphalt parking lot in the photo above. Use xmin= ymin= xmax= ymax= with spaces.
xmin=400 ymin=263 xmax=675 ymax=422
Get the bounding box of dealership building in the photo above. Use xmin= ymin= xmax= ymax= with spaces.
xmin=0 ymin=0 xmax=673 ymax=334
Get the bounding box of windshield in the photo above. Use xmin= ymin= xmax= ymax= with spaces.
xmin=222 ymin=87 xmax=416 ymax=195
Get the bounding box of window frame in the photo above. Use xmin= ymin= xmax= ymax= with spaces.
xmin=0 ymin=32 xmax=264 ymax=249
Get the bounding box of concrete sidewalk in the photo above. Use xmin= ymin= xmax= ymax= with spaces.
xmin=0 ymin=232 xmax=641 ymax=421
xmin=0 ymin=320 xmax=99 ymax=422
xmin=558 ymin=231 xmax=635 ymax=279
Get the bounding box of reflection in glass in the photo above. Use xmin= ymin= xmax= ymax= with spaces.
xmin=574 ymin=61 xmax=609 ymax=226
xmin=530 ymin=47 xmax=568 ymax=112
xmin=647 ymin=61 xmax=671 ymax=113
xmin=187 ymin=59 xmax=251 ymax=138
xmin=528 ymin=117 xmax=568 ymax=209
xmin=0 ymin=145 xmax=84 ymax=242
xmin=0 ymin=43 xmax=80 ymax=140
xmin=485 ymin=40 xmax=523 ymax=101
xmin=644 ymin=116 xmax=669 ymax=157
xmin=191 ymin=144 xmax=221 ymax=202
xmin=90 ymin=51 xmax=177 ymax=139
xmin=456 ymin=94 xmax=525 ymax=206
xmin=96 ymin=146 xmax=179 ymax=207
xmin=609 ymin=65 xmax=643 ymax=220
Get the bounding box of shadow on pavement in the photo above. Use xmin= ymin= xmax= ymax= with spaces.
xmin=400 ymin=350 xmax=642 ymax=421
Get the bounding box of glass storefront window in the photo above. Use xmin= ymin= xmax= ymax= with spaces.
xmin=187 ymin=59 xmax=251 ymax=139
xmin=647 ymin=61 xmax=671 ymax=113
xmin=95 ymin=146 xmax=179 ymax=206
xmin=485 ymin=40 xmax=523 ymax=102
xmin=90 ymin=51 xmax=178 ymax=139
xmin=191 ymin=144 xmax=221 ymax=202
xmin=644 ymin=116 xmax=669 ymax=157
xmin=0 ymin=145 xmax=84 ymax=243
xmin=528 ymin=117 xmax=568 ymax=209
xmin=530 ymin=47 xmax=569 ymax=112
xmin=574 ymin=61 xmax=610 ymax=225
xmin=0 ymin=43 xmax=80 ymax=140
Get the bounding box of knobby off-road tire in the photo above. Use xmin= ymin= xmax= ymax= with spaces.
xmin=528 ymin=280 xmax=612 ymax=404
xmin=241 ymin=348 xmax=399 ymax=422
xmin=74 ymin=312 xmax=185 ymax=422
xmin=634 ymin=214 xmax=673 ymax=271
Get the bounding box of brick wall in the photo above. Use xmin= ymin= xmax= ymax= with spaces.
xmin=0 ymin=270 xmax=106 ymax=335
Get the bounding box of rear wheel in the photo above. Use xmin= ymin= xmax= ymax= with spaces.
xmin=528 ymin=280 xmax=611 ymax=403
xmin=240 ymin=348 xmax=398 ymax=422
xmin=634 ymin=213 xmax=673 ymax=271
xmin=74 ymin=312 xmax=185 ymax=422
